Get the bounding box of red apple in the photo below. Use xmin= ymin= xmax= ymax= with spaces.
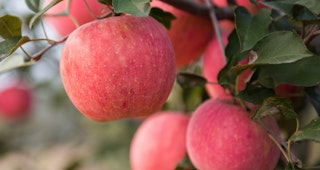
xmin=60 ymin=15 xmax=176 ymax=122
xmin=0 ymin=84 xmax=32 ymax=122
xmin=151 ymin=0 xmax=213 ymax=67
xmin=45 ymin=0 xmax=106 ymax=36
xmin=130 ymin=112 xmax=190 ymax=170
xmin=187 ymin=99 xmax=280 ymax=170
xmin=212 ymin=0 xmax=259 ymax=14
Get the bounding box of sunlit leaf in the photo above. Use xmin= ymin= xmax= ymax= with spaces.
xmin=253 ymin=97 xmax=297 ymax=120
xmin=113 ymin=0 xmax=150 ymax=16
xmin=290 ymin=117 xmax=320 ymax=142
xmin=0 ymin=54 xmax=35 ymax=73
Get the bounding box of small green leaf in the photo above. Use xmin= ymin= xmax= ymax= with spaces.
xmin=290 ymin=117 xmax=320 ymax=142
xmin=218 ymin=30 xmax=248 ymax=87
xmin=0 ymin=36 xmax=30 ymax=58
xmin=253 ymin=97 xmax=297 ymax=121
xmin=235 ymin=7 xmax=272 ymax=52
xmin=258 ymin=56 xmax=320 ymax=88
xmin=177 ymin=72 xmax=207 ymax=89
xmin=237 ymin=84 xmax=275 ymax=105
xmin=25 ymin=0 xmax=42 ymax=13
xmin=0 ymin=54 xmax=35 ymax=73
xmin=113 ymin=0 xmax=150 ymax=16
xmin=0 ymin=15 xmax=22 ymax=39
xmin=252 ymin=31 xmax=313 ymax=65
xmin=149 ymin=7 xmax=176 ymax=29
xmin=29 ymin=0 xmax=63 ymax=29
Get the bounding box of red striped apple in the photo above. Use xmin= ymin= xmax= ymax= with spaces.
xmin=130 ymin=112 xmax=190 ymax=170
xmin=60 ymin=15 xmax=176 ymax=122
xmin=0 ymin=84 xmax=32 ymax=122
xmin=45 ymin=0 xmax=106 ymax=36
xmin=151 ymin=0 xmax=213 ymax=67
xmin=187 ymin=99 xmax=280 ymax=170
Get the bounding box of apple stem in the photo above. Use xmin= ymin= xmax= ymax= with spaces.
xmin=204 ymin=0 xmax=227 ymax=64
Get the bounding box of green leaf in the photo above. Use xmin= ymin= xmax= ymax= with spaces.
xmin=258 ymin=56 xmax=320 ymax=88
xmin=252 ymin=31 xmax=313 ymax=65
xmin=177 ymin=72 xmax=207 ymax=89
xmin=218 ymin=30 xmax=248 ymax=87
xmin=0 ymin=54 xmax=35 ymax=73
xmin=29 ymin=0 xmax=63 ymax=29
xmin=149 ymin=7 xmax=176 ymax=29
xmin=253 ymin=97 xmax=297 ymax=121
xmin=25 ymin=0 xmax=42 ymax=13
xmin=0 ymin=15 xmax=22 ymax=39
xmin=113 ymin=0 xmax=151 ymax=16
xmin=290 ymin=117 xmax=320 ymax=142
xmin=0 ymin=36 xmax=30 ymax=58
xmin=235 ymin=7 xmax=272 ymax=52
xmin=237 ymin=84 xmax=275 ymax=105
xmin=262 ymin=0 xmax=320 ymax=22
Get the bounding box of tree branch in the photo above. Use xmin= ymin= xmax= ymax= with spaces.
xmin=159 ymin=0 xmax=234 ymax=21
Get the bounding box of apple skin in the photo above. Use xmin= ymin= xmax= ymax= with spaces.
xmin=60 ymin=15 xmax=176 ymax=122
xmin=0 ymin=84 xmax=32 ymax=122
xmin=45 ymin=0 xmax=106 ymax=36
xmin=187 ymin=99 xmax=280 ymax=170
xmin=151 ymin=0 xmax=213 ymax=67
xmin=130 ymin=112 xmax=190 ymax=170
xmin=212 ymin=0 xmax=259 ymax=14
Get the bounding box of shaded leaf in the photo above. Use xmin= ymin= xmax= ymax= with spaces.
xmin=253 ymin=97 xmax=297 ymax=121
xmin=25 ymin=0 xmax=42 ymax=13
xmin=262 ymin=0 xmax=320 ymax=22
xmin=258 ymin=56 xmax=320 ymax=88
xmin=290 ymin=117 xmax=320 ymax=142
xmin=218 ymin=30 xmax=248 ymax=87
xmin=98 ymin=0 xmax=112 ymax=5
xmin=0 ymin=54 xmax=35 ymax=73
xmin=0 ymin=15 xmax=22 ymax=39
xmin=177 ymin=72 xmax=207 ymax=89
xmin=0 ymin=36 xmax=30 ymax=58
xmin=235 ymin=7 xmax=272 ymax=52
xmin=149 ymin=7 xmax=176 ymax=29
xmin=29 ymin=0 xmax=63 ymax=29
xmin=304 ymin=86 xmax=320 ymax=116
xmin=237 ymin=84 xmax=275 ymax=105
xmin=252 ymin=31 xmax=313 ymax=65
xmin=113 ymin=0 xmax=150 ymax=16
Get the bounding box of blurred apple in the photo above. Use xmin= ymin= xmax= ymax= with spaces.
xmin=130 ymin=112 xmax=189 ymax=170
xmin=45 ymin=0 xmax=106 ymax=36
xmin=0 ymin=83 xmax=32 ymax=122
xmin=151 ymin=0 xmax=213 ymax=67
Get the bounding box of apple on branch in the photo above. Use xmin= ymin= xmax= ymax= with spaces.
xmin=187 ymin=99 xmax=281 ymax=170
xmin=60 ymin=15 xmax=176 ymax=122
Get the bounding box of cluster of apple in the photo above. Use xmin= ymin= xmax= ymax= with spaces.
xmin=46 ymin=0 xmax=285 ymax=169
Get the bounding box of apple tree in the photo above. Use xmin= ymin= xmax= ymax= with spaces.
xmin=1 ymin=0 xmax=320 ymax=169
